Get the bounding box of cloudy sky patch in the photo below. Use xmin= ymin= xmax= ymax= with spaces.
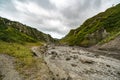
xmin=0 ymin=0 xmax=120 ymax=38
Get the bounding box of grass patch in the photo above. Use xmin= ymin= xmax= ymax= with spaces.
xmin=0 ymin=41 xmax=43 ymax=68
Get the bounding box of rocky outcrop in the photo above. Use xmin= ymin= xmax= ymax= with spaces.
xmin=81 ymin=28 xmax=109 ymax=46
xmin=99 ymin=36 xmax=120 ymax=51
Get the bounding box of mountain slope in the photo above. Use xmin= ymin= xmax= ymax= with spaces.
xmin=0 ymin=17 xmax=55 ymax=79
xmin=0 ymin=17 xmax=55 ymax=43
xmin=61 ymin=4 xmax=120 ymax=47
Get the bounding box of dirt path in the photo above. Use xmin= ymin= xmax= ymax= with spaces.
xmin=0 ymin=54 xmax=23 ymax=80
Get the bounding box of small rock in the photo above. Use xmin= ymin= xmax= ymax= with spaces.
xmin=67 ymin=76 xmax=72 ymax=80
xmin=117 ymin=72 xmax=120 ymax=75
xmin=80 ymin=58 xmax=94 ymax=64
xmin=71 ymin=64 xmax=77 ymax=67
xmin=32 ymin=52 xmax=38 ymax=57
xmin=52 ymin=47 xmax=55 ymax=49
xmin=73 ymin=55 xmax=78 ymax=60
xmin=50 ymin=51 xmax=58 ymax=59
xmin=106 ymin=64 xmax=110 ymax=67
xmin=72 ymin=48 xmax=75 ymax=50
xmin=66 ymin=57 xmax=71 ymax=61
xmin=51 ymin=51 xmax=57 ymax=55
xmin=51 ymin=55 xmax=56 ymax=60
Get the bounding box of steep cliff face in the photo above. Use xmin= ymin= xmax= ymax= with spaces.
xmin=61 ymin=4 xmax=120 ymax=47
xmin=0 ymin=17 xmax=55 ymax=43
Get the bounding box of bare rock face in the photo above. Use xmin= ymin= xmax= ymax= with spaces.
xmin=83 ymin=28 xmax=109 ymax=47
xmin=100 ymin=36 xmax=120 ymax=51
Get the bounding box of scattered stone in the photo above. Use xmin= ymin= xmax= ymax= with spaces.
xmin=71 ymin=64 xmax=77 ymax=67
xmin=44 ymin=45 xmax=48 ymax=48
xmin=84 ymin=60 xmax=94 ymax=64
xmin=80 ymin=58 xmax=94 ymax=64
xmin=56 ymin=74 xmax=59 ymax=77
xmin=32 ymin=52 xmax=38 ymax=57
xmin=86 ymin=53 xmax=90 ymax=54
xmin=52 ymin=78 xmax=55 ymax=80
xmin=50 ymin=51 xmax=58 ymax=59
xmin=106 ymin=64 xmax=111 ymax=67
xmin=52 ymin=47 xmax=55 ymax=49
xmin=73 ymin=55 xmax=78 ymax=60
xmin=0 ymin=72 xmax=3 ymax=80
xmin=51 ymin=51 xmax=57 ymax=55
xmin=51 ymin=55 xmax=56 ymax=60
xmin=117 ymin=72 xmax=120 ymax=75
xmin=66 ymin=57 xmax=71 ymax=61
xmin=72 ymin=48 xmax=75 ymax=50
xmin=94 ymin=54 xmax=99 ymax=58
xmin=67 ymin=76 xmax=72 ymax=80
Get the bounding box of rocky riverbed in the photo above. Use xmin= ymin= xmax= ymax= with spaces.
xmin=43 ymin=46 xmax=120 ymax=80
xmin=0 ymin=45 xmax=120 ymax=80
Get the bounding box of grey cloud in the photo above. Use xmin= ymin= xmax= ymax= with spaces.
xmin=34 ymin=0 xmax=54 ymax=9
xmin=61 ymin=0 xmax=102 ymax=20
xmin=93 ymin=0 xmax=102 ymax=8
xmin=39 ymin=27 xmax=66 ymax=35
xmin=59 ymin=0 xmax=102 ymax=30
xmin=17 ymin=0 xmax=54 ymax=9
xmin=0 ymin=0 xmax=16 ymax=11
xmin=0 ymin=0 xmax=120 ymax=38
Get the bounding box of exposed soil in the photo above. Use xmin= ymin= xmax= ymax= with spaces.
xmin=0 ymin=54 xmax=23 ymax=80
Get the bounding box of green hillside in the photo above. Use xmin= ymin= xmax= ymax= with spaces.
xmin=61 ymin=4 xmax=120 ymax=47
xmin=0 ymin=17 xmax=56 ymax=73
xmin=0 ymin=17 xmax=55 ymax=44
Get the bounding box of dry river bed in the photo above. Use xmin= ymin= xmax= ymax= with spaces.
xmin=0 ymin=46 xmax=120 ymax=80
xmin=43 ymin=46 xmax=120 ymax=80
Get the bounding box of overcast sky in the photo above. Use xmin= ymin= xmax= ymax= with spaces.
xmin=0 ymin=0 xmax=120 ymax=38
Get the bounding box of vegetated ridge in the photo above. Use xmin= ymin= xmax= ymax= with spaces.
xmin=61 ymin=4 xmax=120 ymax=47
xmin=0 ymin=16 xmax=55 ymax=80
xmin=0 ymin=17 xmax=55 ymax=44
